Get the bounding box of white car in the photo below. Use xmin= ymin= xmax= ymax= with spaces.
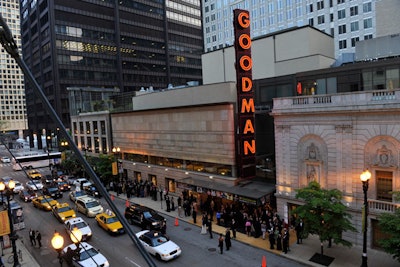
xmin=26 ymin=180 xmax=44 ymax=191
xmin=69 ymin=190 xmax=88 ymax=202
xmin=75 ymin=196 xmax=103 ymax=217
xmin=1 ymin=156 xmax=11 ymax=163
xmin=136 ymin=230 xmax=182 ymax=261
xmin=12 ymin=181 xmax=24 ymax=193
xmin=64 ymin=217 xmax=92 ymax=241
xmin=62 ymin=242 xmax=109 ymax=267
xmin=73 ymin=178 xmax=92 ymax=189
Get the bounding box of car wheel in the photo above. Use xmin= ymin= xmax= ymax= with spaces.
xmin=155 ymin=254 xmax=162 ymax=261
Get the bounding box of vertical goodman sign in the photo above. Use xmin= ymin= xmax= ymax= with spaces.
xmin=233 ymin=9 xmax=256 ymax=180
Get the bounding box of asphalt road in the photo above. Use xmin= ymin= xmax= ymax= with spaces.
xmin=0 ymin=149 xmax=306 ymax=267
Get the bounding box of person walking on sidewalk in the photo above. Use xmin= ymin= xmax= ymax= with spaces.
xmin=268 ymin=229 xmax=275 ymax=249
xmin=29 ymin=228 xmax=36 ymax=246
xmin=295 ymin=218 xmax=304 ymax=244
xmin=231 ymin=218 xmax=237 ymax=238
xmin=282 ymin=228 xmax=289 ymax=254
xmin=218 ymin=233 xmax=224 ymax=254
xmin=192 ymin=202 xmax=197 ymax=224
xmin=225 ymin=228 xmax=231 ymax=251
xmin=36 ymin=230 xmax=42 ymax=248
xmin=208 ymin=216 xmax=213 ymax=239
xmin=201 ymin=213 xmax=208 ymax=234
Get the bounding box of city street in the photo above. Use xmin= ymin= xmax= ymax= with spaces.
xmin=0 ymin=150 xmax=306 ymax=267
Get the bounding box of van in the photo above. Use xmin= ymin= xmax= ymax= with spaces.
xmin=75 ymin=196 xmax=103 ymax=217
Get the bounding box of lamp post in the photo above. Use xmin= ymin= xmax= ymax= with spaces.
xmin=0 ymin=180 xmax=19 ymax=267
xmin=51 ymin=231 xmax=64 ymax=266
xmin=112 ymin=146 xmax=121 ymax=180
xmin=360 ymin=169 xmax=371 ymax=267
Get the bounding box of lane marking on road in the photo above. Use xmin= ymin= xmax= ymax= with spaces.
xmin=125 ymin=257 xmax=143 ymax=267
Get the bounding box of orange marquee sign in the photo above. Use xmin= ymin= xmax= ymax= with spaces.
xmin=0 ymin=210 xmax=11 ymax=236
xmin=233 ymin=9 xmax=256 ymax=180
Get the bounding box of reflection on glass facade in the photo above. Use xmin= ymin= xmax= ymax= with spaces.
xmin=125 ymin=152 xmax=233 ymax=177
xmin=21 ymin=0 xmax=203 ymax=133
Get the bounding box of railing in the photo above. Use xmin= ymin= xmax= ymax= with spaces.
xmin=368 ymin=199 xmax=400 ymax=213
xmin=372 ymin=90 xmax=395 ymax=101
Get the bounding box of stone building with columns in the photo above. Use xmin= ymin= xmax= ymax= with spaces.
xmin=271 ymin=89 xmax=400 ymax=247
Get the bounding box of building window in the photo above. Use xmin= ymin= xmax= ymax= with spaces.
xmin=350 ymin=6 xmax=358 ymax=16
xmin=338 ymin=9 xmax=345 ymax=19
xmin=100 ymin=120 xmax=106 ymax=135
xmin=364 ymin=34 xmax=373 ymax=40
xmin=317 ymin=15 xmax=325 ymax=24
xmin=308 ymin=3 xmax=313 ymax=13
xmin=363 ymin=2 xmax=372 ymax=13
xmin=330 ymin=13 xmax=334 ymax=22
xmin=317 ymin=1 xmax=324 ymax=10
xmin=330 ymin=28 xmax=334 ymax=37
xmin=376 ymin=171 xmax=393 ymax=202
xmin=337 ymin=0 xmax=345 ymax=4
xmin=351 ymin=37 xmax=359 ymax=47
xmin=350 ymin=21 xmax=359 ymax=31
xmin=339 ymin=39 xmax=347 ymax=49
xmin=309 ymin=18 xmax=314 ymax=26
xmin=338 ymin=24 xmax=346 ymax=34
xmin=364 ymin=18 xmax=372 ymax=29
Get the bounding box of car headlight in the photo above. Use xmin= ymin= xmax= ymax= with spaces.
xmin=152 ymin=222 xmax=157 ymax=225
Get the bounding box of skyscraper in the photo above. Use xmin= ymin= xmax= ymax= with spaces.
xmin=20 ymin=0 xmax=203 ymax=145
xmin=202 ymin=0 xmax=398 ymax=62
xmin=0 ymin=0 xmax=27 ymax=138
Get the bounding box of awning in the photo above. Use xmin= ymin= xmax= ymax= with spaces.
xmin=177 ymin=177 xmax=275 ymax=205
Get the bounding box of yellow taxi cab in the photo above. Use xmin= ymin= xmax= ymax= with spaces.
xmin=95 ymin=209 xmax=125 ymax=235
xmin=32 ymin=195 xmax=59 ymax=211
xmin=28 ymin=170 xmax=42 ymax=180
xmin=52 ymin=202 xmax=76 ymax=223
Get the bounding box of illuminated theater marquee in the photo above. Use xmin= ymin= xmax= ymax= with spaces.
xmin=233 ymin=9 xmax=256 ymax=180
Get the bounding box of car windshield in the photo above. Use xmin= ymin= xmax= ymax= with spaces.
xmin=41 ymin=198 xmax=54 ymax=203
xmin=33 ymin=181 xmax=41 ymax=184
xmin=151 ymin=236 xmax=168 ymax=247
xmin=79 ymin=247 xmax=98 ymax=261
xmin=48 ymin=188 xmax=58 ymax=192
xmin=58 ymin=206 xmax=71 ymax=213
xmin=75 ymin=191 xmax=85 ymax=196
xmin=86 ymin=201 xmax=100 ymax=208
xmin=72 ymin=222 xmax=87 ymax=229
xmin=143 ymin=211 xmax=153 ymax=219
xmin=106 ymin=217 xmax=119 ymax=224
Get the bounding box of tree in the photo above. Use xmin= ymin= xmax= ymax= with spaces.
xmin=293 ymin=181 xmax=356 ymax=255
xmin=377 ymin=192 xmax=400 ymax=262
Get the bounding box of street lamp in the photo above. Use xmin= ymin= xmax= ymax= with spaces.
xmin=51 ymin=231 xmax=64 ymax=266
xmin=0 ymin=180 xmax=20 ymax=267
xmin=360 ymin=169 xmax=371 ymax=267
xmin=70 ymin=227 xmax=82 ymax=244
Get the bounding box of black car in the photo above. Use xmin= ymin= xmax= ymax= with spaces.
xmin=19 ymin=189 xmax=37 ymax=202
xmin=56 ymin=181 xmax=71 ymax=192
xmin=84 ymin=185 xmax=101 ymax=198
xmin=124 ymin=203 xmax=166 ymax=230
xmin=43 ymin=186 xmax=63 ymax=199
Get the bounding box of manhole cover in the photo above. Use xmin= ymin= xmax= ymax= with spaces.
xmin=184 ymin=227 xmax=191 ymax=231
xmin=208 ymin=248 xmax=217 ymax=252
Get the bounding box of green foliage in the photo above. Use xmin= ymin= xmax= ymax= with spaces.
xmin=293 ymin=181 xmax=356 ymax=251
xmin=378 ymin=208 xmax=400 ymax=262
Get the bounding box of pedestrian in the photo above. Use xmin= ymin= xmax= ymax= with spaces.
xmin=161 ymin=221 xmax=167 ymax=235
xmin=276 ymin=228 xmax=282 ymax=251
xmin=0 ymin=255 xmax=4 ymax=267
xmin=201 ymin=214 xmax=208 ymax=234
xmin=261 ymin=221 xmax=267 ymax=240
xmin=231 ymin=218 xmax=237 ymax=238
xmin=192 ymin=202 xmax=197 ymax=224
xmin=166 ymin=196 xmax=171 ymax=212
xmin=171 ymin=197 xmax=175 ymax=211
xmin=208 ymin=216 xmax=213 ymax=239
xmin=268 ymin=229 xmax=275 ymax=249
xmin=216 ymin=210 xmax=221 ymax=225
xmin=29 ymin=228 xmax=36 ymax=246
xmin=282 ymin=228 xmax=289 ymax=254
xmin=295 ymin=218 xmax=304 ymax=244
xmin=36 ymin=230 xmax=42 ymax=248
xmin=218 ymin=233 xmax=224 ymax=254
xmin=225 ymin=228 xmax=231 ymax=251
xmin=245 ymin=219 xmax=252 ymax=237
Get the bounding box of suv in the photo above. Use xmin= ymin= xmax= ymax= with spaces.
xmin=43 ymin=185 xmax=63 ymax=199
xmin=75 ymin=196 xmax=104 ymax=217
xmin=124 ymin=203 xmax=165 ymax=230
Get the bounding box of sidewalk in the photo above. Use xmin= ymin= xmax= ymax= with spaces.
xmin=113 ymin=192 xmax=399 ymax=267
xmin=1 ymin=237 xmax=40 ymax=267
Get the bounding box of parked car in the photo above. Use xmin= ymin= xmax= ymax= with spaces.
xmin=62 ymin=242 xmax=109 ymax=267
xmin=19 ymin=189 xmax=37 ymax=202
xmin=43 ymin=186 xmax=63 ymax=199
xmin=69 ymin=190 xmax=87 ymax=202
xmin=52 ymin=202 xmax=76 ymax=223
xmin=1 ymin=156 xmax=11 ymax=163
xmin=124 ymin=203 xmax=166 ymax=230
xmin=64 ymin=217 xmax=92 ymax=241
xmin=95 ymin=210 xmax=124 ymax=235
xmin=32 ymin=196 xmax=58 ymax=211
xmin=75 ymin=196 xmax=104 ymax=217
xmin=26 ymin=180 xmax=44 ymax=191
xmin=136 ymin=230 xmax=181 ymax=261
